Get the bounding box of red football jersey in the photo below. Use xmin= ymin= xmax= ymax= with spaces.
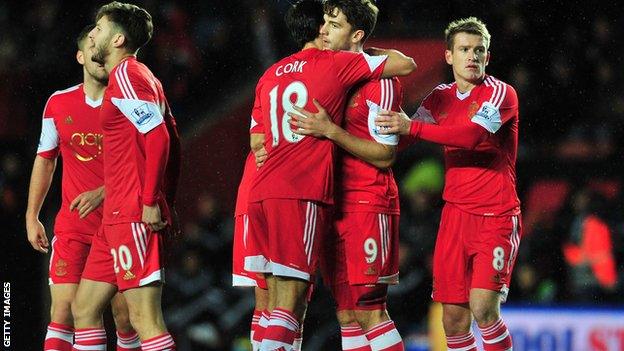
xmin=100 ymin=57 xmax=171 ymax=224
xmin=338 ymin=78 xmax=402 ymax=214
xmin=248 ymin=48 xmax=386 ymax=204
xmin=414 ymin=75 xmax=520 ymax=216
xmin=37 ymin=84 xmax=104 ymax=241
xmin=234 ymin=113 xmax=265 ymax=216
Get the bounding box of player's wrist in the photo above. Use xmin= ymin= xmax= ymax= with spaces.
xmin=409 ymin=120 xmax=422 ymax=137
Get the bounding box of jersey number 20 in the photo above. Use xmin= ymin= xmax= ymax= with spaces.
xmin=269 ymin=81 xmax=308 ymax=146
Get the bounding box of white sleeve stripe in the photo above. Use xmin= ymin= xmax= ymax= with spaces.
xmin=388 ymin=79 xmax=394 ymax=110
xmin=121 ymin=61 xmax=139 ymax=99
xmin=488 ymin=79 xmax=501 ymax=105
xmin=383 ymin=79 xmax=389 ymax=110
xmin=494 ymin=83 xmax=507 ymax=108
xmin=379 ymin=79 xmax=385 ymax=110
xmin=115 ymin=65 xmax=132 ymax=99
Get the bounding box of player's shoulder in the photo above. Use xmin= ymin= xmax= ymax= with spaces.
xmin=481 ymin=75 xmax=517 ymax=107
xmin=45 ymin=83 xmax=83 ymax=111
xmin=422 ymin=82 xmax=454 ymax=103
xmin=48 ymin=83 xmax=82 ymax=100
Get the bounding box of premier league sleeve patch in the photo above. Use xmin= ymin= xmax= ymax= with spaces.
xmin=112 ymin=98 xmax=164 ymax=134
xmin=471 ymin=101 xmax=502 ymax=133
xmin=367 ymin=100 xmax=399 ymax=145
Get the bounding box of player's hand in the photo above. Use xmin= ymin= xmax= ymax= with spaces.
xmin=254 ymin=146 xmax=268 ymax=168
xmin=288 ymin=99 xmax=336 ymax=138
xmin=26 ymin=217 xmax=49 ymax=253
xmin=70 ymin=186 xmax=105 ymax=219
xmin=142 ymin=204 xmax=167 ymax=232
xmin=375 ymin=110 xmax=412 ymax=135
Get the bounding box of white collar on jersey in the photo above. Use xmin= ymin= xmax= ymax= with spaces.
xmin=85 ymin=95 xmax=103 ymax=108
xmin=456 ymin=88 xmax=471 ymax=100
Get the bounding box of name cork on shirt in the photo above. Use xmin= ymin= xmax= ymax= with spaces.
xmin=275 ymin=61 xmax=307 ymax=76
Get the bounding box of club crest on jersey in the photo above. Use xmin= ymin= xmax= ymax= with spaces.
xmin=64 ymin=115 xmax=73 ymax=124
xmin=467 ymin=101 xmax=479 ymax=118
xmin=131 ymin=103 xmax=154 ymax=125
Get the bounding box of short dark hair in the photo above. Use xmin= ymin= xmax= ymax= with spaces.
xmin=285 ymin=0 xmax=324 ymax=48
xmin=323 ymin=0 xmax=379 ymax=42
xmin=76 ymin=24 xmax=95 ymax=50
xmin=95 ymin=1 xmax=153 ymax=53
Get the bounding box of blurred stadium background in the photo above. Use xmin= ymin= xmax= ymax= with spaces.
xmin=1 ymin=1 xmax=623 ymax=350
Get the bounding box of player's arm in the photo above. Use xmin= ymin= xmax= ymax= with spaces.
xmin=376 ymin=85 xmax=518 ymax=149
xmin=163 ymin=100 xmax=181 ymax=207
xmin=289 ymin=100 xmax=396 ymax=169
xmin=26 ymin=99 xmax=60 ymax=253
xmin=25 ymin=155 xmax=56 ymax=253
xmin=365 ymin=47 xmax=416 ymax=78
xmin=375 ymin=109 xmax=488 ymax=149
xmin=110 ymin=74 xmax=169 ymax=231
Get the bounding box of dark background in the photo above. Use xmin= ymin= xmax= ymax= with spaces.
xmin=1 ymin=1 xmax=623 ymax=350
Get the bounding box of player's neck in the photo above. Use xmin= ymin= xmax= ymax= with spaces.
xmin=83 ymin=73 xmax=106 ymax=101
xmin=455 ymin=76 xmax=484 ymax=94
xmin=105 ymin=50 xmax=135 ymax=73
xmin=302 ymin=37 xmax=324 ymax=51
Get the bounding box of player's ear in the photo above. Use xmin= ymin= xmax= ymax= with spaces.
xmin=76 ymin=50 xmax=85 ymax=65
xmin=112 ymin=32 xmax=126 ymax=49
xmin=485 ymin=51 xmax=491 ymax=66
xmin=352 ymin=29 xmax=365 ymax=44
xmin=445 ymin=49 xmax=453 ymax=65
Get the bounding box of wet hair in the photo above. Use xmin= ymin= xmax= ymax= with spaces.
xmin=285 ymin=0 xmax=324 ymax=48
xmin=323 ymin=0 xmax=379 ymax=42
xmin=95 ymin=1 xmax=153 ymax=52
xmin=445 ymin=17 xmax=491 ymax=50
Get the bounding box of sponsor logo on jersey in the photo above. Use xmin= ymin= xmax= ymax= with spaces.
xmin=70 ymin=132 xmax=104 ymax=161
xmin=55 ymin=259 xmax=68 ymax=277
xmin=132 ymin=103 xmax=154 ymax=125
xmin=123 ymin=270 xmax=136 ymax=280
xmin=64 ymin=115 xmax=73 ymax=124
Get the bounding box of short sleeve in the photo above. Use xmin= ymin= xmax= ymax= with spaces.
xmin=111 ymin=62 xmax=164 ymax=134
xmin=332 ymin=51 xmax=387 ymax=88
xmin=471 ymin=83 xmax=518 ymax=133
xmin=37 ymin=95 xmax=59 ymax=158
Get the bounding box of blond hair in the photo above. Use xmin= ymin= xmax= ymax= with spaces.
xmin=445 ymin=17 xmax=491 ymax=50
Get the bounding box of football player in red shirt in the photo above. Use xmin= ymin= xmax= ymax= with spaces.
xmin=25 ymin=25 xmax=139 ymax=351
xmin=375 ymin=17 xmax=520 ymax=351
xmin=244 ymin=1 xmax=415 ymax=350
xmin=288 ymin=1 xmax=404 ymax=350
xmin=70 ymin=3 xmax=179 ymax=350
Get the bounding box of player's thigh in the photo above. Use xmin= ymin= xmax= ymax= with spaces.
xmin=233 ymin=213 xmax=262 ymax=287
xmin=432 ymin=204 xmax=473 ymax=304
xmin=104 ymin=223 xmax=165 ymax=292
xmin=73 ymin=278 xmax=118 ymax=316
xmin=122 ymin=284 xmax=165 ymax=322
xmin=339 ymin=212 xmax=399 ymax=286
xmin=245 ymin=202 xmax=271 ymax=273
xmin=470 ymin=214 xmax=521 ymax=302
xmin=264 ymin=199 xmax=330 ymax=281
xmin=48 ymin=234 xmax=91 ymax=285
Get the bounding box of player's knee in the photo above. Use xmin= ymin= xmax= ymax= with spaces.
xmin=471 ymin=303 xmax=499 ymax=325
xmin=336 ymin=309 xmax=357 ymax=327
xmin=442 ymin=309 xmax=472 ymax=334
xmin=111 ymin=305 xmax=133 ymax=333
xmin=50 ymin=301 xmax=73 ymax=325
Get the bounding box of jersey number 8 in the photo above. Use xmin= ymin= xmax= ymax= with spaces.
xmin=269 ymin=81 xmax=308 ymax=146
